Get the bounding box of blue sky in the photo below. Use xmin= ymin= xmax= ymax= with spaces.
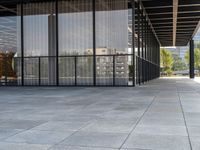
xmin=194 ymin=27 xmax=200 ymax=40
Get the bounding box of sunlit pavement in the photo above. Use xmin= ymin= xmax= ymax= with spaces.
xmin=194 ymin=77 xmax=200 ymax=84
xmin=0 ymin=78 xmax=200 ymax=150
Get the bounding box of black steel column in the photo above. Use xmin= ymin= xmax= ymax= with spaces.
xmin=147 ymin=24 xmax=149 ymax=81
xmin=141 ymin=10 xmax=144 ymax=83
xmin=4 ymin=57 xmax=7 ymax=85
xmin=132 ymin=0 xmax=135 ymax=86
xmin=190 ymin=39 xmax=195 ymax=79
xmin=93 ymin=0 xmax=96 ymax=86
xmin=137 ymin=3 xmax=141 ymax=85
xmin=150 ymin=31 xmax=152 ymax=80
xmin=75 ymin=56 xmax=77 ymax=86
xmin=21 ymin=1 xmax=24 ymax=86
xmin=55 ymin=0 xmax=59 ymax=86
xmin=145 ymin=20 xmax=147 ymax=82
xmin=158 ymin=42 xmax=160 ymax=77
xmin=48 ymin=15 xmax=57 ymax=85
xmin=38 ymin=57 xmax=41 ymax=86
xmin=113 ymin=55 xmax=115 ymax=86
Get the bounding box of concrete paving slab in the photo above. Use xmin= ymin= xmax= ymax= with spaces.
xmin=134 ymin=125 xmax=187 ymax=136
xmin=122 ymin=134 xmax=190 ymax=150
xmin=60 ymin=131 xmax=128 ymax=149
xmin=190 ymin=136 xmax=200 ymax=150
xmin=0 ymin=142 xmax=51 ymax=150
xmin=0 ymin=78 xmax=199 ymax=149
xmin=5 ymin=130 xmax=74 ymax=145
xmin=49 ymin=145 xmax=117 ymax=150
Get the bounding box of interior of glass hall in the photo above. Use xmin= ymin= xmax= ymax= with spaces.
xmin=0 ymin=0 xmax=198 ymax=86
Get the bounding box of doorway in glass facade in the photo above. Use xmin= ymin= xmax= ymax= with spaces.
xmin=0 ymin=0 xmax=160 ymax=86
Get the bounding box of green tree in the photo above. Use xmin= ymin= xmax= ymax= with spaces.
xmin=172 ymin=55 xmax=187 ymax=71
xmin=195 ymin=41 xmax=200 ymax=49
xmin=160 ymin=48 xmax=174 ymax=76
xmin=185 ymin=48 xmax=200 ymax=75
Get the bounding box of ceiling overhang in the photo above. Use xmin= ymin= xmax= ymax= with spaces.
xmin=142 ymin=0 xmax=200 ymax=46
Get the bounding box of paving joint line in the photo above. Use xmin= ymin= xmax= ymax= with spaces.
xmin=176 ymin=84 xmax=193 ymax=150
xmin=119 ymin=89 xmax=158 ymax=149
xmin=47 ymin=119 xmax=94 ymax=150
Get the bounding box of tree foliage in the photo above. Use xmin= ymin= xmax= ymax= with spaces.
xmin=185 ymin=48 xmax=200 ymax=74
xmin=160 ymin=48 xmax=174 ymax=76
xmin=195 ymin=41 xmax=200 ymax=49
xmin=172 ymin=55 xmax=187 ymax=71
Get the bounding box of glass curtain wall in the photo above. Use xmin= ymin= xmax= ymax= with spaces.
xmin=137 ymin=2 xmax=142 ymax=84
xmin=128 ymin=4 xmax=134 ymax=86
xmin=23 ymin=1 xmax=56 ymax=85
xmin=58 ymin=0 xmax=93 ymax=86
xmin=0 ymin=3 xmax=21 ymax=86
xmin=0 ymin=0 xmax=160 ymax=87
xmin=95 ymin=0 xmax=131 ymax=86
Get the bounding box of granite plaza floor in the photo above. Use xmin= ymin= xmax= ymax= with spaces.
xmin=0 ymin=78 xmax=200 ymax=150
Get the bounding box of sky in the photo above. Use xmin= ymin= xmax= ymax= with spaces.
xmin=194 ymin=27 xmax=200 ymax=41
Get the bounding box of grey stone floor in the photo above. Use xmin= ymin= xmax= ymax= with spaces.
xmin=0 ymin=78 xmax=200 ymax=150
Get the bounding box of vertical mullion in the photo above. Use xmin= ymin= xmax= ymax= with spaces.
xmin=39 ymin=57 xmax=41 ymax=86
xmin=75 ymin=56 xmax=77 ymax=86
xmin=5 ymin=57 xmax=7 ymax=85
xmin=137 ymin=3 xmax=140 ymax=84
xmin=132 ymin=0 xmax=135 ymax=86
xmin=141 ymin=9 xmax=144 ymax=83
xmin=147 ymin=21 xmax=149 ymax=81
xmin=56 ymin=0 xmax=59 ymax=86
xmin=113 ymin=55 xmax=115 ymax=86
xmin=21 ymin=1 xmax=24 ymax=86
xmin=93 ymin=0 xmax=96 ymax=86
xmin=145 ymin=20 xmax=148 ymax=82
xmin=159 ymin=41 xmax=160 ymax=78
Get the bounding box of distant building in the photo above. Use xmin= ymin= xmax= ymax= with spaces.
xmin=86 ymin=48 xmax=129 ymax=85
xmin=164 ymin=46 xmax=188 ymax=60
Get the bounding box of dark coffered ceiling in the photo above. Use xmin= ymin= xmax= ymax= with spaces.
xmin=142 ymin=0 xmax=200 ymax=46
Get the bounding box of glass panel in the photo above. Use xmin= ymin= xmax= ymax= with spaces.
xmin=77 ymin=56 xmax=93 ymax=85
xmin=128 ymin=8 xmax=133 ymax=85
xmin=0 ymin=3 xmax=21 ymax=86
xmin=58 ymin=0 xmax=93 ymax=56
xmin=24 ymin=57 xmax=39 ymax=85
xmin=23 ymin=1 xmax=56 ymax=85
xmin=40 ymin=57 xmax=57 ymax=85
xmin=136 ymin=2 xmax=142 ymax=83
xmin=59 ymin=56 xmax=75 ymax=85
xmin=95 ymin=0 xmax=129 ymax=55
xmin=95 ymin=0 xmax=130 ymax=85
xmin=135 ymin=2 xmax=139 ymax=84
xmin=115 ymin=55 xmax=129 ymax=86
xmin=13 ymin=57 xmax=22 ymax=86
xmin=96 ymin=56 xmax=113 ymax=85
xmin=58 ymin=0 xmax=93 ymax=85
